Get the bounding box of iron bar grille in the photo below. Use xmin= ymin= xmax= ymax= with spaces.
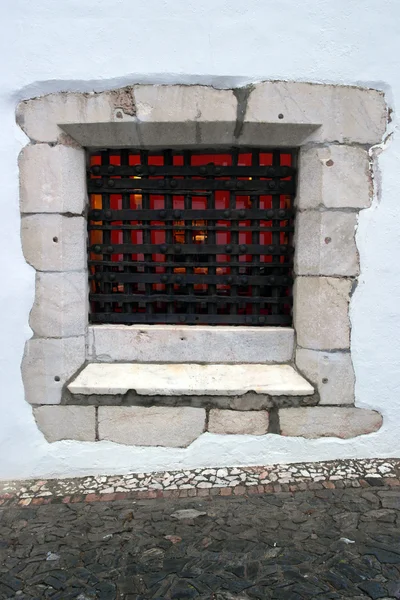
xmin=87 ymin=148 xmax=297 ymax=326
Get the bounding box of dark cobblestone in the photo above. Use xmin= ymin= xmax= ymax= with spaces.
xmin=0 ymin=486 xmax=400 ymax=599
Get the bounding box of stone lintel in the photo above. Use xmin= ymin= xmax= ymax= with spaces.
xmin=16 ymin=82 xmax=387 ymax=147
xmin=242 ymin=82 xmax=386 ymax=145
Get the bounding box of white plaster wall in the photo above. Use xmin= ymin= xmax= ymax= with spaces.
xmin=1 ymin=0 xmax=399 ymax=479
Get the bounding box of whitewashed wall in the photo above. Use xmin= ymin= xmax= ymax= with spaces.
xmin=0 ymin=0 xmax=399 ymax=479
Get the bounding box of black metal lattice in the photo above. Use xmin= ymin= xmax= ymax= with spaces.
xmin=87 ymin=148 xmax=296 ymax=326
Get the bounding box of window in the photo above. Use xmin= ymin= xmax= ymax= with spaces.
xmin=87 ymin=148 xmax=296 ymax=325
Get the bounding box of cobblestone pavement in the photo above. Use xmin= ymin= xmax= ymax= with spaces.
xmin=1 ymin=484 xmax=400 ymax=599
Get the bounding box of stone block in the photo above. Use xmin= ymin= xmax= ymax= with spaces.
xmin=297 ymin=145 xmax=372 ymax=209
xmin=68 ymin=363 xmax=314 ymax=396
xmin=16 ymin=85 xmax=237 ymax=148
xmin=295 ymin=211 xmax=359 ymax=276
xmin=29 ymin=272 xmax=88 ymax=337
xmin=98 ymin=406 xmax=206 ymax=447
xmin=294 ymin=277 xmax=352 ymax=350
xmin=241 ymin=82 xmax=386 ymax=145
xmin=22 ymin=337 xmax=85 ymax=404
xmin=16 ymin=87 xmax=136 ymax=143
xmin=19 ymin=144 xmax=86 ymax=213
xmin=295 ymin=349 xmax=355 ymax=405
xmin=33 ymin=406 xmax=95 ymax=442
xmin=208 ymin=409 xmax=269 ymax=435
xmin=279 ymin=407 xmax=382 ymax=438
xmin=88 ymin=324 xmax=294 ymax=363
xmin=134 ymin=85 xmax=237 ymax=147
xmin=21 ymin=214 xmax=86 ymax=272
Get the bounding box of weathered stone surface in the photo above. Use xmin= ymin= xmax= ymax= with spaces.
xmin=19 ymin=144 xmax=86 ymax=213
xmin=294 ymin=277 xmax=352 ymax=350
xmin=241 ymin=82 xmax=386 ymax=145
xmin=22 ymin=337 xmax=85 ymax=404
xmin=16 ymin=87 xmax=136 ymax=143
xmin=280 ymin=407 xmax=382 ymax=438
xmin=98 ymin=406 xmax=206 ymax=447
xmin=378 ymin=492 xmax=400 ymax=510
xmin=21 ymin=214 xmax=86 ymax=272
xmin=17 ymin=85 xmax=236 ymax=148
xmin=360 ymin=509 xmax=397 ymax=522
xmin=33 ymin=406 xmax=95 ymax=442
xmin=88 ymin=324 xmax=294 ymax=363
xmin=295 ymin=349 xmax=355 ymax=405
xmin=68 ymin=363 xmax=314 ymax=396
xmin=295 ymin=211 xmax=359 ymax=276
xmin=297 ymin=145 xmax=372 ymax=209
xmin=29 ymin=272 xmax=87 ymax=337
xmin=16 ymin=83 xmax=386 ymax=149
xmin=208 ymin=409 xmax=269 ymax=435
xmin=134 ymin=85 xmax=237 ymax=147
xmin=171 ymin=509 xmax=207 ymax=519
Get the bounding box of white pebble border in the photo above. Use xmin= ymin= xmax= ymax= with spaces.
xmin=1 ymin=458 xmax=399 ymax=503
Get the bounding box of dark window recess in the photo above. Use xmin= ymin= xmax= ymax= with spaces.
xmin=87 ymin=148 xmax=296 ymax=326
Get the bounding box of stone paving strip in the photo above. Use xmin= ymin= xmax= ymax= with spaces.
xmin=1 ymin=458 xmax=399 ymax=507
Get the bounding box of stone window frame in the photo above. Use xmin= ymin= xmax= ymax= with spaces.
xmin=17 ymin=81 xmax=387 ymax=416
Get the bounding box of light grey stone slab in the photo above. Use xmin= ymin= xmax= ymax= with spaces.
xmin=171 ymin=509 xmax=207 ymax=519
xmin=241 ymin=82 xmax=386 ymax=145
xmin=33 ymin=406 xmax=95 ymax=442
xmin=68 ymin=363 xmax=314 ymax=397
xmin=294 ymin=211 xmax=359 ymax=276
xmin=279 ymin=407 xmax=382 ymax=439
xmin=134 ymin=85 xmax=237 ymax=147
xmin=21 ymin=214 xmax=86 ymax=272
xmin=22 ymin=337 xmax=85 ymax=405
xmin=208 ymin=409 xmax=269 ymax=435
xmin=294 ymin=277 xmax=352 ymax=350
xmin=16 ymin=87 xmax=136 ymax=143
xmin=295 ymin=349 xmax=355 ymax=405
xmin=88 ymin=325 xmax=294 ymax=363
xmin=297 ymin=145 xmax=372 ymax=209
xmin=61 ymin=122 xmax=142 ymax=149
xmin=98 ymin=406 xmax=205 ymax=447
xmin=29 ymin=272 xmax=88 ymax=338
xmin=19 ymin=144 xmax=86 ymax=213
xmin=16 ymin=85 xmax=237 ymax=148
